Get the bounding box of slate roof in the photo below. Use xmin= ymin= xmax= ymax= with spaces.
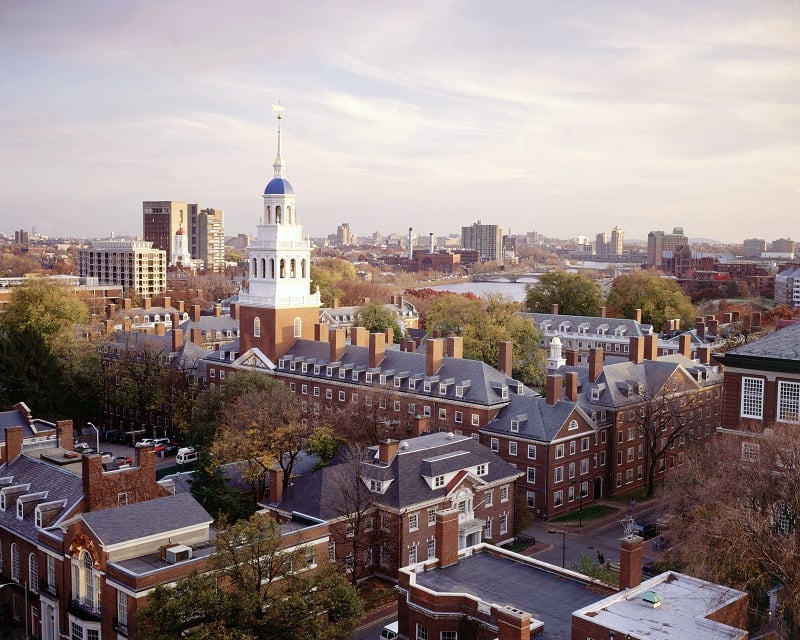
xmin=277 ymin=339 xmax=531 ymax=407
xmin=80 ymin=492 xmax=212 ymax=547
xmin=0 ymin=455 xmax=84 ymax=543
xmin=105 ymin=330 xmax=211 ymax=371
xmin=481 ymin=394 xmax=592 ymax=443
xmin=522 ymin=312 xmax=654 ymax=337
xmin=179 ymin=314 xmax=239 ymax=334
xmin=715 ymin=322 xmax=800 ymax=373
xmin=277 ymin=432 xmax=521 ymax=520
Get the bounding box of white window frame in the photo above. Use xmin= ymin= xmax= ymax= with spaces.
xmin=778 ymin=380 xmax=800 ymax=423
xmin=741 ymin=376 xmax=764 ymax=419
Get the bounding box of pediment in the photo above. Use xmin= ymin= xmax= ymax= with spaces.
xmin=233 ymin=348 xmax=276 ymax=371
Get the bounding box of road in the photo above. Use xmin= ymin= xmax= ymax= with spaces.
xmin=73 ymin=437 xmax=183 ymax=471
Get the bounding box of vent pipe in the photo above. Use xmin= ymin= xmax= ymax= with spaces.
xmin=408 ymin=227 xmax=413 ymax=260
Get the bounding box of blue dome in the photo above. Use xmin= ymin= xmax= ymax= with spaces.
xmin=264 ymin=177 xmax=294 ymax=195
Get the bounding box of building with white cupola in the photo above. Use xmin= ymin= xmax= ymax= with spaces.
xmin=236 ymin=111 xmax=321 ymax=363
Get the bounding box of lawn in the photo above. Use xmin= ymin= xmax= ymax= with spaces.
xmin=548 ymin=504 xmax=618 ymax=525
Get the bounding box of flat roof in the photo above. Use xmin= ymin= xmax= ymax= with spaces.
xmin=414 ymin=548 xmax=607 ymax=639
xmin=573 ymin=571 xmax=748 ymax=639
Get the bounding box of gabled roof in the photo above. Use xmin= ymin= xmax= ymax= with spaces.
xmin=80 ymin=492 xmax=212 ymax=547
xmin=481 ymin=394 xmax=594 ymax=442
xmin=715 ymin=322 xmax=800 ymax=372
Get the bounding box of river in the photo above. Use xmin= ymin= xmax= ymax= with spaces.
xmin=426 ymin=278 xmax=539 ymax=303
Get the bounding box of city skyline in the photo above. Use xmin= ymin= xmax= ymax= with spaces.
xmin=1 ymin=1 xmax=798 ymax=243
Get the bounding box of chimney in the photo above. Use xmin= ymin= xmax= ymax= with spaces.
xmin=565 ymin=371 xmax=578 ymax=402
xmin=163 ymin=296 xmax=171 ymax=310
xmin=171 ymin=312 xmax=181 ymax=329
xmin=619 ymin=534 xmax=644 ymax=590
xmin=446 ymin=335 xmax=463 ymax=359
xmin=214 ymin=304 xmax=222 ymax=317
xmin=191 ymin=304 xmax=201 ymax=322
xmin=143 ymin=297 xmax=152 ymax=311
xmin=629 ymin=336 xmax=644 ymax=364
xmin=5 ymin=426 xmax=24 ymax=463
xmin=752 ymin=312 xmax=762 ymax=328
xmin=106 ymin=303 xmax=115 ymax=319
xmin=436 ymin=509 xmax=460 ymax=568
xmin=122 ymin=298 xmax=131 ymax=311
xmin=426 ymin=338 xmax=444 ymax=377
xmin=398 ymin=295 xmax=405 ymax=309
xmin=332 ymin=298 xmax=340 ymax=309
xmin=369 ymin=332 xmax=386 ymax=369
xmin=496 ymin=607 xmax=533 ymax=640
xmin=588 ymin=347 xmax=604 ymax=383
xmin=315 ymin=323 xmax=329 ymax=342
xmin=564 ymin=348 xmax=579 ymax=367
xmin=171 ymin=328 xmax=184 ymax=352
xmin=351 ymin=326 xmax=368 ymax=347
xmin=551 ymin=303 xmax=559 ymax=315
xmin=706 ymin=314 xmax=715 ymax=324
xmin=498 ymin=341 xmax=513 ymax=377
xmin=104 ymin=319 xmax=114 ymax=334
xmin=545 ymin=374 xmax=563 ymax=405
xmin=156 ymin=323 xmax=166 ymax=336
xmin=269 ymin=468 xmax=284 ymax=504
xmin=695 ymin=319 xmax=706 ymax=340
xmin=599 ymin=306 xmax=607 ymax=318
xmin=190 ymin=327 xmax=202 ymax=344
xmin=330 ymin=328 xmax=346 ymax=362
xmin=644 ymin=334 xmax=658 ymax=360
xmin=407 ymin=227 xmax=413 ymax=261
xmin=384 ymin=327 xmax=394 ymax=345
xmin=230 ymin=303 xmax=238 ymax=320
xmin=361 ymin=297 xmax=370 ymax=305
xmin=679 ymin=333 xmax=692 ymax=358
xmin=412 ymin=415 xmax=430 ymax=437
xmin=122 ymin=318 xmax=132 ymax=332
xmin=429 ymin=232 xmax=434 ymax=253
xmin=634 ymin=308 xmax=642 ymax=324
xmin=697 ymin=345 xmax=711 ymax=365
xmin=176 ymin=300 xmax=185 ymax=313
xmin=57 ymin=420 xmax=74 ymax=451
xmin=707 ymin=318 xmax=719 ymax=335
xmin=404 ymin=338 xmax=417 ymax=353
xmin=432 ymin=329 xmax=442 ymax=339
xmin=378 ymin=439 xmax=399 ymax=465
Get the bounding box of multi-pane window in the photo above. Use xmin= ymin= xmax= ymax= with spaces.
xmin=442 ymin=632 xmax=458 ymax=640
xmin=118 ymin=590 xmax=128 ymax=628
xmin=47 ymin=554 xmax=56 ymax=588
xmin=500 ymin=485 xmax=509 ymax=502
xmin=778 ymin=381 xmax=800 ymax=423
xmin=427 ymin=537 xmax=436 ymax=560
xmin=554 ymin=490 xmax=563 ymax=506
xmin=484 ymin=516 xmax=493 ymax=538
xmin=29 ymin=553 xmax=38 ymax=590
xmin=417 ymin=624 xmax=429 ymax=640
xmin=554 ymin=466 xmax=563 ymax=483
xmin=508 ymin=441 xmax=517 ymax=456
xmin=428 ymin=508 xmax=437 ymax=526
xmin=741 ymin=376 xmax=764 ymax=419
xmin=408 ymin=542 xmax=418 ymax=565
xmin=499 ymin=513 xmax=508 ymax=534
xmin=526 ymin=467 xmax=535 ymax=484
xmin=526 ymin=491 xmax=535 ymax=508
xmin=490 ymin=438 xmax=499 ymax=452
xmin=409 ymin=513 xmax=419 ymax=531
xmin=741 ymin=441 xmax=760 ymax=462
xmin=528 ymin=444 xmax=536 ymax=459
xmin=555 ymin=444 xmax=564 ymax=459
xmin=485 ymin=490 xmax=493 ymax=506
xmin=569 ymin=440 xmax=576 ymax=455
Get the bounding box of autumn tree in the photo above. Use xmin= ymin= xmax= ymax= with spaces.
xmin=310 ymin=257 xmax=356 ymax=306
xmin=133 ymin=515 xmax=363 ymax=640
xmin=525 ymin=270 xmax=604 ymax=316
xmin=665 ymin=426 xmax=800 ymax=637
xmin=355 ymin=301 xmax=403 ymax=342
xmin=606 ymin=271 xmax=695 ymax=331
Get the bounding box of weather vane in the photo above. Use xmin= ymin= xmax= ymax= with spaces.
xmin=272 ymin=101 xmax=284 ymax=121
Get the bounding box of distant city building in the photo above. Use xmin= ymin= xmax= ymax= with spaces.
xmin=647 ymin=227 xmax=688 ymax=267
xmin=336 ymin=222 xmax=356 ymax=247
xmin=771 ymin=237 xmax=795 ymax=253
xmin=595 ymin=231 xmax=608 ymax=255
xmin=742 ymin=237 xmax=766 ymax=258
xmin=144 ymin=200 xmax=225 ymax=271
xmin=461 ymin=220 xmax=503 ymax=263
xmin=610 ymin=226 xmax=624 ymax=255
xmin=14 ymin=229 xmax=29 ymax=246
xmin=775 ymin=264 xmax=800 ymax=310
xmin=79 ymin=239 xmax=167 ymax=296
xmin=197 ymin=208 xmax=225 ymax=272
xmin=225 ymin=233 xmax=250 ymax=252
xmin=143 ymin=200 xmax=187 ymax=265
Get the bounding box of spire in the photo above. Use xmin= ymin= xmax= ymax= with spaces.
xmin=272 ymin=102 xmax=285 ymax=178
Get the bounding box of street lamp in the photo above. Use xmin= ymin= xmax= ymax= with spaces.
xmin=86 ymin=422 xmax=100 ymax=454
xmin=548 ymin=529 xmax=566 ymax=568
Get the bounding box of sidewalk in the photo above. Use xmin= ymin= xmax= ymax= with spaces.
xmin=533 ymin=497 xmax=661 ymax=536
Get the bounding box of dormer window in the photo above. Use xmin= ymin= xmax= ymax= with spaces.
xmin=439 ymin=384 xmax=447 ymax=395
xmin=409 ymin=379 xmax=417 ymax=391
xmin=510 ymin=420 xmax=520 ymax=433
xmin=365 ymin=372 xmax=373 ymax=383
xmin=339 ymin=369 xmax=346 ymax=379
xmin=423 ymin=381 xmax=432 ymax=392
xmin=16 ymin=501 xmax=23 ymax=520
xmin=591 ymin=387 xmax=600 ymax=400
xmin=326 ymin=366 xmax=333 ymax=377
xmin=394 ymin=377 xmax=402 ymax=388
xmin=352 ymin=371 xmax=359 ymax=381
xmin=433 ymin=475 xmax=445 ymax=488
xmin=289 ymin=361 xmax=296 ymax=371
xmin=476 ymin=463 xmax=487 ymax=476
xmin=301 ymin=363 xmax=308 ymax=373
xmin=278 ymin=359 xmax=285 ymax=369
xmin=314 ymin=365 xmax=321 ymax=375
xmin=379 ymin=375 xmax=387 ymax=385
xmin=501 ymin=386 xmax=509 ymax=399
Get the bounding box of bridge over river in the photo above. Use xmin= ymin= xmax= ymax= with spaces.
xmin=471 ymin=273 xmax=542 ymax=283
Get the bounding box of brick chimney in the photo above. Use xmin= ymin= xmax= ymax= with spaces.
xmin=122 ymin=318 xmax=132 ymax=332
xmin=697 ymin=345 xmax=711 ymax=365
xmin=369 ymin=332 xmax=386 ymax=369
xmin=269 ymin=468 xmax=284 ymax=503
xmin=619 ymin=534 xmax=644 ymax=590
xmin=230 ymin=303 xmax=238 ymax=320
xmin=634 ymin=308 xmax=642 ymax=324
xmin=122 ymin=298 xmax=131 ymax=311
xmin=315 ymin=323 xmax=329 ymax=342
xmin=404 ymin=338 xmax=416 ymax=353
xmin=412 ymin=415 xmax=430 ymax=437
xmin=106 ymin=303 xmax=116 ymax=319
xmin=629 ymin=336 xmax=644 ymax=364
xmin=384 ymin=327 xmax=394 ymax=345
xmin=176 ymin=300 xmax=185 ymax=313
xmin=351 ymin=326 xmax=368 ymax=347
xmin=330 ymin=328 xmax=346 ymax=362
xmin=156 ymin=323 xmax=166 ymax=336
xmin=496 ymin=607 xmax=533 ymax=640
xmin=679 ymin=333 xmax=692 ymax=358
xmin=171 ymin=312 xmax=181 ymax=329
xmin=190 ymin=327 xmax=202 ymax=345
xmin=104 ymin=319 xmax=115 ymax=334
xmin=446 ymin=335 xmax=463 ymax=359
xmin=171 ymin=328 xmax=184 ymax=352
xmin=57 ymin=420 xmax=74 ymax=451
xmin=551 ymin=303 xmax=558 ymax=315
xmin=498 ymin=341 xmax=513 ymax=377
xmin=163 ymin=296 xmax=171 ymax=310
xmin=378 ymin=439 xmax=399 ymax=465
xmin=5 ymin=426 xmax=24 ymax=463
xmin=143 ymin=297 xmax=152 ymax=311
xmin=564 ymin=348 xmax=579 ymax=367
xmin=426 ymin=338 xmax=444 ymax=377
xmin=644 ymin=334 xmax=658 ymax=360
xmin=436 ymin=509 xmax=460 ymax=568
xmin=189 ymin=304 xmax=201 ymax=322
xmin=332 ymin=297 xmax=340 ymax=309
xmin=545 ymin=374 xmax=563 ymax=405
xmin=588 ymin=347 xmax=604 ymax=383
xmin=432 ymin=329 xmax=442 ymax=339
xmin=599 ymin=306 xmax=607 ymax=318
xmin=565 ymin=371 xmax=578 ymax=402
xmin=214 ymin=304 xmax=222 ymax=317
xmin=695 ymin=318 xmax=706 ymax=340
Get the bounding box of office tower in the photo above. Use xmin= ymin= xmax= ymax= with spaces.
xmin=461 ymin=220 xmax=503 ymax=263
xmin=78 ymin=240 xmax=167 ymax=296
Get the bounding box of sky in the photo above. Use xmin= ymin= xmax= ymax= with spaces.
xmin=1 ymin=1 xmax=798 ymax=244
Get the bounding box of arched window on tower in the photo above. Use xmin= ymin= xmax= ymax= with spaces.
xmin=266 ymin=205 xmax=271 ymax=224
xmin=294 ymin=317 xmax=302 ymax=338
xmin=251 ymin=258 xmax=257 ymax=279
xmin=287 ymin=206 xmax=292 ymax=223
xmin=290 ymin=259 xmax=296 ymax=278
xmin=260 ymin=258 xmax=266 ymax=279
xmin=280 ymin=259 xmax=286 ymax=278
xmin=301 ymin=259 xmax=307 ymax=278
xmin=275 ymin=206 xmax=282 ymax=223
xmin=270 ymin=258 xmax=275 ymax=280
xmin=254 ymin=317 xmax=261 ymax=338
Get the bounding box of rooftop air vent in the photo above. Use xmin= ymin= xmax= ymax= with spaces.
xmin=165 ymin=545 xmax=192 ymax=564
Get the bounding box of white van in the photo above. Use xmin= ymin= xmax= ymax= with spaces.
xmin=176 ymin=447 xmax=198 ymax=464
xmin=379 ymin=621 xmax=398 ymax=640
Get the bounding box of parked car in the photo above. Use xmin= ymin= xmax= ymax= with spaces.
xmin=636 ymin=522 xmax=659 ymax=540
xmin=135 ymin=437 xmax=170 ymax=449
xmin=153 ymin=443 xmax=179 ymax=456
xmin=379 ymin=621 xmax=398 ymax=640
xmin=176 ymin=447 xmax=198 ymax=464
xmin=73 ymin=442 xmax=96 ymax=454
xmin=113 ymin=455 xmax=133 ymax=465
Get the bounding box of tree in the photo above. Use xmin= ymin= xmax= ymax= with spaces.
xmin=354 ymin=301 xmax=403 ymax=342
xmin=310 ymin=258 xmax=356 ymax=306
xmin=525 ymin=270 xmax=604 ymax=316
xmin=606 ymin=271 xmax=695 ymax=332
xmin=133 ymin=515 xmax=363 ymax=640
xmin=665 ymin=426 xmax=800 ymax=637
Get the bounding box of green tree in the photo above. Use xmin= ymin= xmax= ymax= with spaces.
xmin=525 ymin=270 xmax=604 ymax=316
xmin=132 ymin=515 xmax=363 ymax=640
xmin=606 ymin=271 xmax=695 ymax=332
xmin=354 ymin=301 xmax=403 ymax=341
xmin=310 ymin=258 xmax=356 ymax=307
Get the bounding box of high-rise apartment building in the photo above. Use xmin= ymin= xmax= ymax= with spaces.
xmin=461 ymin=220 xmax=503 ymax=263
xmin=143 ymin=201 xmax=187 ymax=265
xmin=336 ymin=222 xmax=356 ymax=247
xmin=742 ymin=238 xmax=766 ymax=258
xmin=610 ymin=226 xmax=624 ymax=255
xmin=771 ymin=237 xmax=795 ymax=253
xmin=198 ymin=208 xmax=225 ymax=272
xmin=144 ymin=200 xmax=225 ymax=271
xmin=78 ymin=240 xmax=167 ymax=296
xmin=595 ymin=232 xmax=608 ymax=255
xmin=647 ymin=227 xmax=688 ymax=267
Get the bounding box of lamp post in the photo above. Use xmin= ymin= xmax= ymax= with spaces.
xmin=548 ymin=529 xmax=566 ymax=568
xmin=0 ymin=580 xmax=29 ymax=638
xmin=86 ymin=422 xmax=100 ymax=454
